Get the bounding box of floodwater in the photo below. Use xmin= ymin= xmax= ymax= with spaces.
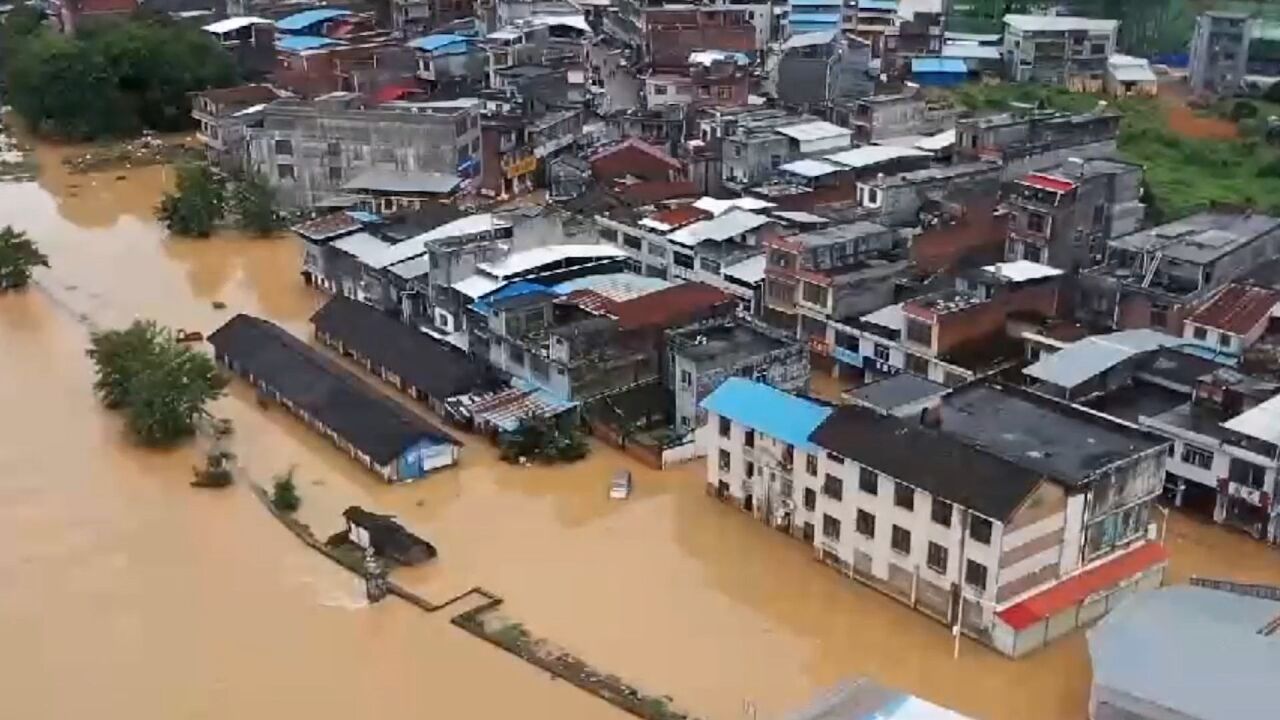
xmin=3 ymin=141 xmax=1279 ymax=720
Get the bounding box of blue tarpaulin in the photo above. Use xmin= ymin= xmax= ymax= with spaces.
xmin=407 ymin=33 xmax=471 ymax=53
xmin=275 ymin=8 xmax=351 ymax=32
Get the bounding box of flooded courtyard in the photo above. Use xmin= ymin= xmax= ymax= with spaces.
xmin=2 ymin=142 xmax=1279 ymax=720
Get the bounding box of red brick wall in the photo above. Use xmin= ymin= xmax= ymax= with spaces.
xmin=931 ymin=280 xmax=1062 ymax=356
xmin=1116 ymin=294 xmax=1190 ymax=334
xmin=910 ymin=203 xmax=1008 ymax=274
xmin=646 ymin=10 xmax=756 ymax=69
xmin=591 ymin=146 xmax=682 ymax=183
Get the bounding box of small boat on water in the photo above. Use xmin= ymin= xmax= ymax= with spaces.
xmin=609 ymin=469 xmax=632 ymax=500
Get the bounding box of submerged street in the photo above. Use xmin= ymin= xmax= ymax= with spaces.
xmin=2 ymin=142 xmax=1279 ymax=720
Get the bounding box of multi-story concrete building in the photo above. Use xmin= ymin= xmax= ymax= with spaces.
xmin=702 ymin=378 xmax=1170 ymax=657
xmin=190 ymin=85 xmax=282 ymax=172
xmin=721 ymin=112 xmax=854 ymax=189
xmin=1002 ymin=14 xmax=1118 ymax=91
xmin=608 ymin=3 xmax=762 ymax=67
xmin=776 ymin=30 xmax=873 ymax=111
xmin=1189 ymin=11 xmax=1254 ymax=97
xmin=834 ymin=89 xmax=958 ymax=144
xmin=1002 ymin=158 xmax=1145 ymax=272
xmin=788 ymin=0 xmax=843 ymax=36
xmin=855 ymin=161 xmax=1003 ymax=228
xmin=644 ymin=51 xmax=751 ymax=110
xmin=668 ymin=316 xmax=809 ymax=432
xmin=246 ymin=96 xmax=483 ymax=209
xmin=954 ymin=107 xmax=1121 ymax=181
xmin=1078 ymin=211 xmax=1280 ymax=334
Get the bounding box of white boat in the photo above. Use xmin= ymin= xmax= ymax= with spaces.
xmin=609 ymin=469 xmax=632 ymax=500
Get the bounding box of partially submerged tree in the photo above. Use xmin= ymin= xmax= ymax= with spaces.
xmin=499 ymin=415 xmax=589 ymax=464
xmin=0 ymin=225 xmax=48 ymax=290
xmin=271 ymin=468 xmax=301 ymax=513
xmin=229 ymin=172 xmax=284 ymax=236
xmin=87 ymin=320 xmax=227 ymax=446
xmin=157 ymin=163 xmax=226 ymax=237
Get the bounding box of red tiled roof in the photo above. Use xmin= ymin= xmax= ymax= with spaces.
xmin=614 ymin=180 xmax=699 ymax=205
xmin=611 ymin=282 xmax=734 ymax=331
xmin=1187 ymin=283 xmax=1280 ymax=336
xmin=292 ymin=212 xmax=362 ymax=241
xmin=1020 ymin=173 xmax=1076 ymax=193
xmin=648 ymin=205 xmax=711 ymax=229
xmin=562 ymin=289 xmax=621 ymax=317
xmin=996 ymin=541 xmax=1168 ymax=632
xmin=589 ymin=138 xmax=683 ymax=170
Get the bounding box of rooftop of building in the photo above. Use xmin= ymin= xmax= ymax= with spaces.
xmin=781 ymin=678 xmax=977 ymax=720
xmin=1221 ymin=392 xmax=1280 ymax=447
xmin=195 ymin=83 xmax=282 ymax=108
xmin=670 ymin=321 xmax=788 ymax=367
xmin=873 ymin=160 xmax=1000 ymax=187
xmin=1135 ymin=347 xmax=1229 ymax=390
xmin=824 ymin=145 xmax=931 ymax=170
xmin=1107 ymin=211 xmax=1280 ymax=267
xmin=938 ymin=383 xmax=1168 ymax=487
xmin=344 ymin=168 xmax=462 ymax=196
xmin=550 ymin=273 xmax=672 ymax=302
xmin=477 ymin=244 xmax=629 ymax=280
xmin=292 ymin=211 xmax=365 ymax=242
xmin=1187 ymin=283 xmax=1280 ymax=336
xmin=845 ymin=374 xmax=949 ymax=415
xmin=1088 ymin=585 xmax=1280 ymax=720
xmin=701 ymin=377 xmax=833 ymax=453
xmin=810 ymin=403 xmax=1041 ymax=520
xmin=907 ymin=289 xmax=986 ymax=316
xmin=667 ymin=209 xmax=773 ymax=247
xmin=1023 ymin=329 xmax=1193 ymax=391
xmin=1086 ymin=383 xmax=1190 ymax=426
xmin=610 ymin=281 xmax=735 ymax=331
xmin=1003 ymin=14 xmax=1118 ymax=33
xmin=786 ymin=221 xmax=894 ymax=249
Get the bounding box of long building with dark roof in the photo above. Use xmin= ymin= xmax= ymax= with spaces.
xmin=700 ymin=378 xmax=1170 ymax=659
xmin=208 ymin=314 xmax=460 ymax=483
xmin=310 ymin=296 xmax=492 ymax=414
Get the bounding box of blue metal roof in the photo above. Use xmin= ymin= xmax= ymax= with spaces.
xmin=275 ymin=8 xmax=351 ymax=31
xmin=857 ymin=0 xmax=898 ymax=10
xmin=700 ymin=378 xmax=833 ymax=452
xmin=407 ymin=33 xmax=470 ymax=52
xmin=470 ymin=280 xmax=557 ymax=314
xmin=344 ymin=210 xmax=383 ymax=224
xmin=789 ymin=13 xmax=842 ymax=23
xmin=911 ymin=57 xmax=968 ymax=74
xmin=276 ymin=35 xmax=344 ymax=51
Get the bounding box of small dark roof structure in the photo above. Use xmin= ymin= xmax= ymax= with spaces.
xmin=310 ymin=296 xmax=490 ymax=400
xmin=846 ymin=374 xmax=949 ymax=414
xmin=293 ymin=211 xmax=365 ymax=242
xmin=343 ymin=506 xmax=437 ymax=565
xmin=208 ymin=315 xmax=458 ymax=466
xmin=810 ymin=405 xmax=1041 ymax=520
xmin=1134 ymin=348 xmax=1225 ymax=391
xmin=196 ymin=83 xmax=281 ymax=108
xmin=1187 ymin=283 xmax=1280 ymax=336
xmin=938 ymin=383 xmax=1167 ymax=488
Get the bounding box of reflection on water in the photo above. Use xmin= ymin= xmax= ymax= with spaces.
xmin=3 ymin=142 xmax=1279 ymax=720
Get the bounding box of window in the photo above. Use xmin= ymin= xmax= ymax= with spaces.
xmin=803 ymin=487 xmax=817 ymax=511
xmin=274 ymin=138 xmax=293 ymax=155
xmin=1150 ymin=304 xmax=1169 ymax=329
xmin=328 ymin=166 xmax=343 ymax=183
xmin=1092 ymin=202 xmax=1106 ymax=228
xmin=677 ymin=369 xmax=692 ymax=388
xmin=856 ymin=509 xmax=875 ymax=538
xmin=905 ymin=318 xmax=932 ymax=346
xmin=822 ymin=474 xmax=843 ymax=501
xmin=805 ymin=454 xmax=818 ymax=476
xmin=859 ymin=467 xmax=878 ymax=495
xmin=770 ymin=154 xmax=783 ymax=168
xmin=717 ymin=87 xmax=731 ymax=100
xmin=822 ymin=514 xmax=841 ymax=541
xmin=894 ymin=482 xmax=915 ymax=511
xmin=744 ymin=430 xmax=755 ymax=449
xmin=801 ymin=281 xmax=829 ymax=307
xmin=835 ymin=332 xmax=859 ymax=354
xmin=276 ymin=163 xmax=294 ymax=180
xmin=932 ymin=497 xmax=952 ymax=527
xmin=652 ymin=83 xmax=669 ymax=96
xmin=699 ymin=85 xmax=711 ymax=98
xmin=826 ymin=451 xmax=845 ymax=465
xmin=1027 ymin=212 xmax=1047 ymax=234
xmin=926 ymin=542 xmax=948 ymax=573
xmin=718 ymin=449 xmax=731 ymax=472
xmin=1192 ymin=326 xmax=1208 ymax=341
xmin=699 ymin=257 xmax=721 ymax=273
xmin=745 ymin=461 xmax=755 ymax=479
xmin=969 ymin=516 xmax=993 ymax=545
xmin=507 ymin=343 xmax=525 ymax=366
xmin=1181 ymin=444 xmax=1214 ymax=470
xmin=647 ymin=242 xmax=666 ymax=259
xmin=623 ymin=235 xmax=642 ymax=251
xmin=673 ymin=251 xmax=694 ymax=269
xmin=327 ymin=141 xmax=341 ymax=157
xmin=874 ymin=344 xmax=890 ymax=363
xmin=1022 ymin=243 xmax=1043 ymax=263
xmin=1218 ymin=333 xmax=1232 ymax=349
xmin=719 ymin=416 xmax=731 ymax=438
xmin=890 ymin=525 xmax=911 ymax=555
xmin=965 ymin=559 xmax=988 ymax=591
xmin=1090 ymin=42 xmax=1106 ymax=55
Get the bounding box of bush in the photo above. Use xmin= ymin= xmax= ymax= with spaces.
xmin=157 ymin=163 xmax=225 ymax=237
xmin=1230 ymin=101 xmax=1259 ymax=121
xmin=271 ymin=469 xmax=301 ymax=513
xmin=1259 ymin=158 xmax=1280 ymax=179
xmin=230 ymin=172 xmax=284 ymax=236
xmin=0 ymin=225 xmax=48 ymax=290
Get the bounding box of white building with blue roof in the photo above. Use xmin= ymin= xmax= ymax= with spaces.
xmin=700 ymin=378 xmax=833 ymax=528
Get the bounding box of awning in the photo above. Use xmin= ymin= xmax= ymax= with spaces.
xmin=997 ymin=541 xmax=1168 ymax=631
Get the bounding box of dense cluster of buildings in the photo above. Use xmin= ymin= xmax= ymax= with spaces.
xmin=178 ymin=1 xmax=1280 ymax=698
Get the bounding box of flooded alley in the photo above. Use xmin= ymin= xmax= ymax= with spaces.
xmin=2 ymin=142 xmax=1279 ymax=720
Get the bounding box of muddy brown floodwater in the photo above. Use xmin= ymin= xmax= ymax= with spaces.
xmin=2 ymin=141 xmax=1279 ymax=720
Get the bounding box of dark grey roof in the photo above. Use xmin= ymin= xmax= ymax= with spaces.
xmin=1135 ymin=348 xmax=1226 ymax=391
xmin=809 ymin=405 xmax=1041 ymax=520
xmin=208 ymin=314 xmax=457 ymax=465
xmin=344 ymin=169 xmax=462 ymax=195
xmin=310 ymin=296 xmax=491 ymax=401
xmin=847 ymin=374 xmax=949 ymax=413
xmin=1087 ymin=384 xmax=1188 ymax=425
xmin=939 ymin=383 xmax=1167 ymax=488
xmin=343 ymin=506 xmax=437 ymax=565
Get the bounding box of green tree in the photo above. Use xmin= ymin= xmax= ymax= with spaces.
xmin=0 ymin=3 xmax=45 ymax=63
xmin=230 ymin=173 xmax=284 ymax=236
xmin=0 ymin=225 xmax=48 ymax=290
xmin=157 ymin=163 xmax=226 ymax=237
xmin=87 ymin=320 xmax=227 ymax=446
xmin=271 ymin=469 xmax=301 ymax=513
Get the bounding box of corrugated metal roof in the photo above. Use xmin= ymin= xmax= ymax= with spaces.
xmin=344 ymin=169 xmax=461 ymax=195
xmin=276 ymin=35 xmax=344 ymax=51
xmin=667 ymin=209 xmax=773 ymax=247
xmin=275 ymin=8 xmax=352 ymax=31
xmin=781 ymin=29 xmax=837 ymax=50
xmin=915 ymin=128 xmax=956 ymax=151
xmin=453 ymin=274 xmax=504 ymax=299
xmin=776 ymin=121 xmax=851 ymax=143
xmin=981 ymin=260 xmax=1064 ymax=283
xmin=1222 ymin=393 xmax=1280 ymax=445
xmin=611 ymin=282 xmax=734 ymax=331
xmin=940 ymin=44 xmax=1001 ymax=60
xmin=1188 ymin=283 xmax=1280 ymax=336
xmin=779 ymin=158 xmax=844 ymax=178
xmin=407 ymin=33 xmax=470 ymax=52
xmin=203 ymin=16 xmax=270 ymax=34
xmin=1023 ymin=329 xmax=1185 ymax=389
xmin=551 ymin=273 xmax=672 ymax=302
xmin=1087 ymin=585 xmax=1280 ymax=720
xmin=467 ymin=381 xmax=577 ymax=433
xmin=783 ymin=678 xmax=975 ymax=720
xmin=329 ymin=231 xmax=394 ymax=265
xmin=824 ymin=145 xmax=930 ymax=169
xmin=700 ymin=377 xmax=833 ymax=452
xmin=694 ymin=196 xmax=776 ymax=216
xmin=476 ymin=244 xmax=629 ymax=279
xmin=1004 ymin=14 xmax=1117 ymax=33
xmin=724 ymin=254 xmax=766 ymax=284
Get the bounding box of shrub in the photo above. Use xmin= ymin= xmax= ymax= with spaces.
xmin=271 ymin=468 xmax=301 ymax=513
